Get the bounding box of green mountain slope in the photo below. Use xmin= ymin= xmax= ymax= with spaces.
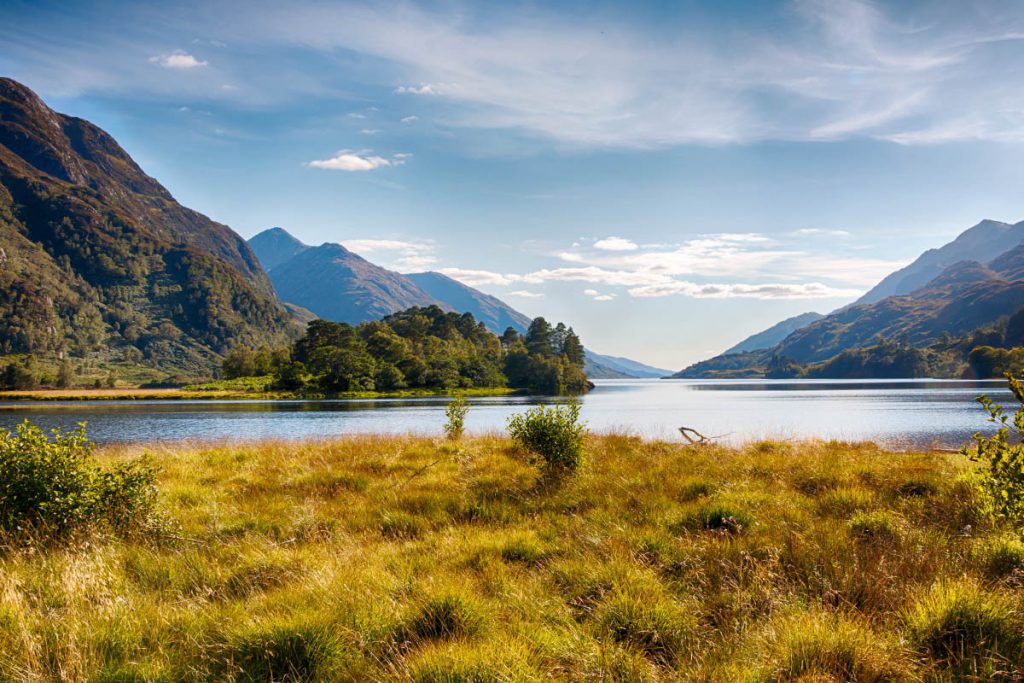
xmin=0 ymin=77 xmax=297 ymax=376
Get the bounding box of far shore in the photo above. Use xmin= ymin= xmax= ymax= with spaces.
xmin=0 ymin=386 xmax=522 ymax=402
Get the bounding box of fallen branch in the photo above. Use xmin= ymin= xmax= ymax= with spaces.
xmin=679 ymin=427 xmax=710 ymax=444
xmin=390 ymin=458 xmax=443 ymax=491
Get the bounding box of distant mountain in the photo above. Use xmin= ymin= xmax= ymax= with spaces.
xmin=723 ymin=311 xmax=824 ymax=355
xmin=776 ymin=248 xmax=1024 ymax=364
xmin=584 ymin=350 xmax=672 ymax=379
xmin=855 ymin=219 xmax=1024 ymax=305
xmin=0 ymin=77 xmax=296 ymax=374
xmin=673 ymin=218 xmax=1024 ymax=379
xmin=266 ymin=242 xmax=445 ymax=324
xmin=249 ymin=227 xmax=309 ymax=272
xmin=406 ymin=271 xmax=532 ymax=334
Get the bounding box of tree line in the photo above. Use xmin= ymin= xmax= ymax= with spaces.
xmin=222 ymin=306 xmax=589 ymax=395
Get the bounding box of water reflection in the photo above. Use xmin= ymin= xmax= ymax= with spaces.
xmin=0 ymin=379 xmax=1010 ymax=449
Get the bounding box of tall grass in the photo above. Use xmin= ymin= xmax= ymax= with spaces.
xmin=0 ymin=433 xmax=1016 ymax=680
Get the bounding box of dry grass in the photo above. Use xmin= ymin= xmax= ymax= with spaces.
xmin=0 ymin=433 xmax=1019 ymax=681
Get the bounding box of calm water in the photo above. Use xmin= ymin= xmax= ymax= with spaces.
xmin=0 ymin=379 xmax=1011 ymax=449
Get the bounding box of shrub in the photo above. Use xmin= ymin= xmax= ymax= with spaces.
xmin=444 ymin=395 xmax=469 ymax=441
xmin=962 ymin=373 xmax=1024 ymax=526
xmin=506 ymin=398 xmax=586 ymax=471
xmin=906 ymin=578 xmax=1022 ymax=673
xmin=0 ymin=421 xmax=160 ymax=540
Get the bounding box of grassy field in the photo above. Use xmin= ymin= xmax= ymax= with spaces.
xmin=0 ymin=433 xmax=1021 ymax=681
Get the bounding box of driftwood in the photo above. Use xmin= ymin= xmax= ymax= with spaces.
xmin=679 ymin=427 xmax=711 ymax=445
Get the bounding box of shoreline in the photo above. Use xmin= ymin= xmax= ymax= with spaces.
xmin=0 ymin=386 xmax=523 ymax=402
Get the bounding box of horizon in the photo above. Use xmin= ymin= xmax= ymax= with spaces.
xmin=4 ymin=1 xmax=1024 ymax=368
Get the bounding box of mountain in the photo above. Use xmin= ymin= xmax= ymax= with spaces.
xmin=406 ymin=271 xmax=532 ymax=334
xmin=722 ymin=311 xmax=824 ymax=355
xmin=0 ymin=77 xmax=297 ymax=375
xmin=584 ymin=350 xmax=672 ymax=379
xmin=775 ymin=248 xmax=1024 ymax=364
xmin=265 ymin=242 xmax=445 ymax=324
xmin=248 ymin=227 xmax=309 ymax=272
xmin=855 ymin=219 xmax=1024 ymax=305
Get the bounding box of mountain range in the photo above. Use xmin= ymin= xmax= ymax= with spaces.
xmin=0 ymin=77 xmax=297 ymax=377
xmin=248 ymin=227 xmax=670 ymax=379
xmin=677 ymin=219 xmax=1024 ymax=378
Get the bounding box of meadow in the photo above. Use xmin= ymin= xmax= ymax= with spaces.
xmin=0 ymin=431 xmax=1021 ymax=681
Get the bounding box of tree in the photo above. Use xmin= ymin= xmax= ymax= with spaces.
xmin=525 ymin=318 xmax=554 ymax=357
xmin=562 ymin=328 xmax=585 ymax=367
xmin=500 ymin=327 xmax=520 ymax=350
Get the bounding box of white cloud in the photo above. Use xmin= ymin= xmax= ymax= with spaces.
xmin=241 ymin=1 xmax=1024 ymax=147
xmin=594 ymin=294 xmax=615 ymax=301
xmin=308 ymin=150 xmax=405 ymax=171
xmin=341 ymin=239 xmax=422 ymax=253
xmin=583 ymin=289 xmax=599 ymax=296
xmin=340 ymin=238 xmax=435 ymax=272
xmin=792 ymin=228 xmax=852 ymax=237
xmin=360 ymin=128 xmax=381 ymax=135
xmin=438 ymin=268 xmax=521 ymax=287
xmin=394 ymin=83 xmax=447 ymax=95
xmin=628 ymin=281 xmax=862 ymax=299
xmin=593 ymin=236 xmax=638 ymax=251
xmin=149 ymin=51 xmax=207 ymax=69
xmin=400 ymin=115 xmax=419 ymax=124
xmin=508 ymin=290 xmax=544 ymax=299
xmin=348 ymin=112 xmax=368 ymax=119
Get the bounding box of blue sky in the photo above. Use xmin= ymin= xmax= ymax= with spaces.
xmin=3 ymin=0 xmax=1024 ymax=369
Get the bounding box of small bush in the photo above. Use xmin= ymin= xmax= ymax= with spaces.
xmin=403 ymin=593 xmax=488 ymax=642
xmin=674 ymin=503 xmax=752 ymax=534
xmin=444 ymin=395 xmax=469 ymax=441
xmin=906 ymin=578 xmax=1022 ymax=673
xmin=962 ymin=373 xmax=1024 ymax=525
xmin=0 ymin=421 xmax=160 ymax=541
xmin=507 ymin=398 xmax=586 ymax=471
xmin=972 ymin=534 xmax=1024 ymax=579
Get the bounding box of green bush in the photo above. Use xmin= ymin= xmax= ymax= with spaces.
xmin=444 ymin=395 xmax=469 ymax=441
xmin=0 ymin=420 xmax=160 ymax=540
xmin=507 ymin=398 xmax=586 ymax=471
xmin=962 ymin=373 xmax=1024 ymax=526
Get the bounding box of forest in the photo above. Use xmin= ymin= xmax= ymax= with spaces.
xmin=221 ymin=306 xmax=590 ymax=395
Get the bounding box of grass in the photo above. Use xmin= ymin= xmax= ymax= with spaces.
xmin=0 ymin=433 xmax=1021 ymax=681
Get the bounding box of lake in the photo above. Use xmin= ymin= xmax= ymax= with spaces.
xmin=0 ymin=379 xmax=1011 ymax=449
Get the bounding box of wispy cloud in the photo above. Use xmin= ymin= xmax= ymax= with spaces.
xmin=437 ymin=230 xmax=905 ymax=300
xmin=400 ymin=115 xmax=419 ymax=124
xmin=308 ymin=150 xmax=406 ymax=171
xmin=508 ymin=290 xmax=544 ymax=298
xmin=340 ymin=238 xmax=435 ymax=271
xmin=149 ymin=51 xmax=207 ymax=69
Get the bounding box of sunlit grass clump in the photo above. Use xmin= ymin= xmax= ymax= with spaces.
xmin=0 ymin=431 xmax=1020 ymax=680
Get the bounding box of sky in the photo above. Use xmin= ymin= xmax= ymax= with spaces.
xmin=3 ymin=0 xmax=1024 ymax=369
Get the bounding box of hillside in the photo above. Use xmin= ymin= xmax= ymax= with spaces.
xmin=776 ymin=250 xmax=1024 ymax=364
xmin=723 ymin=311 xmax=824 ymax=355
xmin=585 ymin=350 xmax=672 ymax=378
xmin=855 ymin=219 xmax=1024 ymax=305
xmin=0 ymin=78 xmax=297 ymax=377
